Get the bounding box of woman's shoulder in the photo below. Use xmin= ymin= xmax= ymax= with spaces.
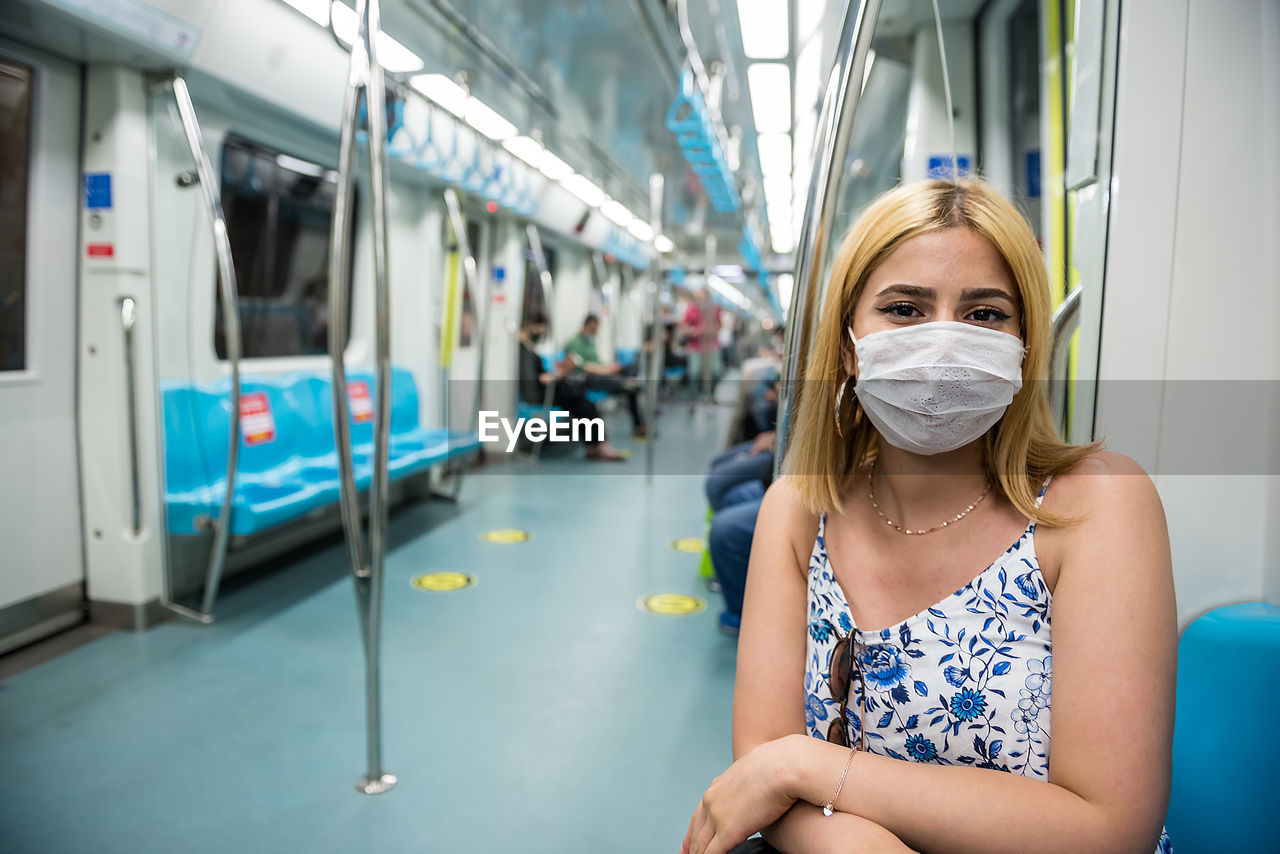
xmin=760 ymin=477 xmax=823 ymax=565
xmin=1040 ymin=449 xmax=1163 ymax=528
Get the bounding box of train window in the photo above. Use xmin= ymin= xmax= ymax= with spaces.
xmin=215 ymin=135 xmax=355 ymax=359
xmin=520 ymin=243 xmax=557 ymax=325
xmin=0 ymin=59 xmax=32 ymax=372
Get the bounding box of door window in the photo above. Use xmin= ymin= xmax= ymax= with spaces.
xmin=0 ymin=59 xmax=32 ymax=372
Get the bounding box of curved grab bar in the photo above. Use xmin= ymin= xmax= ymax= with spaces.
xmin=443 ymin=187 xmax=484 ymax=494
xmin=1048 ymin=284 xmax=1083 ymax=436
xmin=168 ymin=75 xmax=243 ymax=622
xmin=774 ymin=0 xmax=882 ymax=479
xmin=327 ymin=0 xmax=396 ymax=796
xmin=120 ymin=298 xmax=142 ymax=537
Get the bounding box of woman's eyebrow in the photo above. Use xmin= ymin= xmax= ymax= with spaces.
xmin=960 ymin=287 xmax=1018 ymax=304
xmin=875 ymin=283 xmax=934 ymax=299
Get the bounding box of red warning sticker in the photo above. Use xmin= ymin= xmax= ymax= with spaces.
xmin=87 ymin=243 xmax=115 ymax=257
xmin=239 ymin=393 xmax=276 ymax=445
xmin=349 ymin=380 xmax=373 ymax=423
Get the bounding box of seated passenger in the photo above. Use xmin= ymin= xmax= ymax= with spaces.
xmin=682 ymin=179 xmax=1175 ymax=854
xmin=705 ymin=430 xmax=774 ymax=513
xmin=518 ymin=314 xmax=624 ymax=461
xmin=709 ymin=492 xmax=763 ymax=639
xmin=563 ymin=314 xmax=647 ymax=437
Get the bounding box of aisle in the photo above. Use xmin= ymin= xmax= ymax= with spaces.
xmin=0 ymin=405 xmax=739 ymax=854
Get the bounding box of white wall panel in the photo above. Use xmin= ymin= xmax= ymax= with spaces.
xmin=1101 ymin=0 xmax=1279 ymax=624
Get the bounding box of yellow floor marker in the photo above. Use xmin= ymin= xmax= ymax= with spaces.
xmin=637 ymin=593 xmax=707 ymax=616
xmin=671 ymin=537 xmax=706 ymax=553
xmin=482 ymin=529 xmax=531 ymax=544
xmin=411 ymin=572 xmax=476 ymax=592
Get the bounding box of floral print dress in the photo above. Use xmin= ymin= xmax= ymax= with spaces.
xmin=803 ymin=484 xmax=1172 ymax=853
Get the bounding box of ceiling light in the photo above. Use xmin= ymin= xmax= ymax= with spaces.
xmin=763 ymin=173 xmax=793 ymax=208
xmin=795 ymin=34 xmax=822 ymax=115
xmin=326 ymin=3 xmax=422 ymax=73
xmin=600 ymin=198 xmax=635 ymax=227
xmin=502 ymin=136 xmax=544 ymax=169
xmin=770 ymin=220 xmax=795 ymax=254
xmin=465 ymin=97 xmax=516 ymax=141
xmin=797 ymin=0 xmax=822 ymax=40
xmin=776 ymin=272 xmax=795 ymax=308
xmin=736 ymin=0 xmax=789 ymax=60
xmin=561 ymin=173 xmax=606 ymax=207
xmin=410 ymin=73 xmax=466 ymax=118
xmin=655 ymin=235 xmax=675 ymax=253
xmin=708 ymin=275 xmax=752 ymax=309
xmin=747 ymin=63 xmax=792 ymax=134
xmin=376 ymin=35 xmax=425 ymax=74
xmin=281 ymin=0 xmax=327 ymax=26
xmin=756 ymin=132 xmax=792 ymax=176
xmin=537 ymin=151 xmax=573 ymax=181
xmin=628 ymin=220 xmax=655 ymax=242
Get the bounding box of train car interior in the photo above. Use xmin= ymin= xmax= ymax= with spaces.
xmin=0 ymin=0 xmax=1276 ymax=851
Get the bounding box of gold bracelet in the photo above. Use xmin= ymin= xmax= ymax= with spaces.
xmin=822 ymin=745 xmax=858 ymax=817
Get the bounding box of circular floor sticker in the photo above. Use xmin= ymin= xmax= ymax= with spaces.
xmin=637 ymin=593 xmax=707 ymax=616
xmin=411 ymin=572 xmax=476 ymax=592
xmin=671 ymin=537 xmax=706 ymax=553
xmin=481 ymin=529 xmax=531 ymax=544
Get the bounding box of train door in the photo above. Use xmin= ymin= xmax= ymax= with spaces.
xmin=0 ymin=42 xmax=85 ymax=651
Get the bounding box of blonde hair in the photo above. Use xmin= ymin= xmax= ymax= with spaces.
xmin=783 ymin=179 xmax=1097 ymax=525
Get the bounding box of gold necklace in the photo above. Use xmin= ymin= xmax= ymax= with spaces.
xmin=867 ymin=466 xmax=993 ymax=535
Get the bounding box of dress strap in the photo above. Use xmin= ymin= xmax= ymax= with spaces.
xmin=1033 ymin=476 xmax=1054 ymax=509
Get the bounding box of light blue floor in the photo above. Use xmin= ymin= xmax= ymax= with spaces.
xmin=0 ymin=406 xmax=739 ymax=854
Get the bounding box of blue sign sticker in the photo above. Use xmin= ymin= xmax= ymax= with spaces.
xmin=1026 ymin=150 xmax=1042 ymax=198
xmin=927 ymin=156 xmax=971 ymax=179
xmin=84 ymin=173 xmax=112 ymax=209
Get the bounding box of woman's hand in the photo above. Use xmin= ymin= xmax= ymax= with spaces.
xmin=680 ymin=738 xmax=800 ymax=854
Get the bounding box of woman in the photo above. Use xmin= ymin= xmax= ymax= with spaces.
xmin=681 ymin=180 xmax=1176 ymax=854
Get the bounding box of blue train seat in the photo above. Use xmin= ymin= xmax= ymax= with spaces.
xmin=162 ymin=367 xmax=479 ymax=536
xmin=1166 ymin=601 xmax=1279 ymax=852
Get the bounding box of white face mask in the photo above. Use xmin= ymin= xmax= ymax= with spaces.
xmin=849 ymin=321 xmax=1025 ymax=456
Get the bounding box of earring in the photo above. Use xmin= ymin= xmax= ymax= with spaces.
xmin=834 ymin=376 xmax=854 ymax=438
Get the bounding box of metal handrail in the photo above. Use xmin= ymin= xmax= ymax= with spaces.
xmin=1048 ymin=284 xmax=1083 ymax=436
xmin=443 ymin=187 xmax=482 ymax=497
xmin=675 ymin=0 xmax=730 ymax=155
xmin=120 ymin=298 xmax=142 ymax=537
xmin=645 ymin=174 xmax=665 ymax=486
xmin=169 ymin=74 xmax=243 ymax=622
xmin=774 ymin=0 xmax=882 ymax=479
xmin=327 ymin=0 xmax=397 ymax=796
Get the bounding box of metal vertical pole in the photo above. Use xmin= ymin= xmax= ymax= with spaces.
xmin=328 ymin=0 xmax=395 ymax=795
xmin=700 ymin=233 xmax=716 ymax=400
xmin=774 ymin=0 xmax=881 ymax=479
xmin=645 ymin=174 xmax=664 ymax=486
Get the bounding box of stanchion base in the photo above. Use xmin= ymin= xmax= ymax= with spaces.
xmin=355 ymin=773 xmax=397 ymax=795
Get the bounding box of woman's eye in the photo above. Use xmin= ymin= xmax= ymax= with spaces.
xmin=877 ymin=302 xmax=921 ymax=319
xmin=967 ymin=307 xmax=1011 ymax=324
